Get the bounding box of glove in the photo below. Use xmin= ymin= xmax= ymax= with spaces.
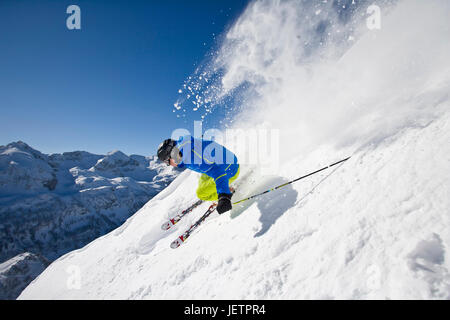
xmin=217 ymin=193 xmax=232 ymax=214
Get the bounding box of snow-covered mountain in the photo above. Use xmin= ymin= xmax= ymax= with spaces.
xmin=18 ymin=0 xmax=450 ymax=299
xmin=0 ymin=253 xmax=49 ymax=300
xmin=0 ymin=141 xmax=181 ymax=299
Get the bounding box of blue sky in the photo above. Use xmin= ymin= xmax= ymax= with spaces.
xmin=0 ymin=0 xmax=250 ymax=156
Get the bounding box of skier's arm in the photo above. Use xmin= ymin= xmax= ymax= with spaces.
xmin=214 ymin=174 xmax=231 ymax=195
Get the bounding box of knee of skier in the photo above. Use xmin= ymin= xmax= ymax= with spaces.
xmin=196 ymin=188 xmax=206 ymax=200
xmin=196 ymin=186 xmax=217 ymax=201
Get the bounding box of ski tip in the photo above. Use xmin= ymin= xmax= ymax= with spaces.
xmin=161 ymin=221 xmax=172 ymax=231
xmin=170 ymin=238 xmax=183 ymax=249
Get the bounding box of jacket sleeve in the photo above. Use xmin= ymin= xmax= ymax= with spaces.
xmin=214 ymin=174 xmax=231 ymax=194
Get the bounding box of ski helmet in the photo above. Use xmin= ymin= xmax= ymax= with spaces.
xmin=157 ymin=139 xmax=176 ymax=165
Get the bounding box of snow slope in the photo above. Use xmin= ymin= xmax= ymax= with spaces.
xmin=19 ymin=0 xmax=450 ymax=299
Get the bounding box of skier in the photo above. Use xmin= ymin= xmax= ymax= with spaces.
xmin=157 ymin=135 xmax=240 ymax=214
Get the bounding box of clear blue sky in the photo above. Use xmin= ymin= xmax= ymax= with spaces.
xmin=0 ymin=0 xmax=250 ymax=156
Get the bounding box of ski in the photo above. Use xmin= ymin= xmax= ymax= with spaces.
xmin=170 ymin=203 xmax=217 ymax=249
xmin=161 ymin=199 xmax=203 ymax=231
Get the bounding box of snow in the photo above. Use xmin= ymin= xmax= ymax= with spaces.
xmin=18 ymin=0 xmax=450 ymax=299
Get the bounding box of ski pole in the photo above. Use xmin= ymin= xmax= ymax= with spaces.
xmin=232 ymin=156 xmax=351 ymax=205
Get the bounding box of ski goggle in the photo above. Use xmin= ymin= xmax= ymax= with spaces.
xmin=170 ymin=146 xmax=181 ymax=165
xmin=164 ymin=147 xmax=181 ymax=166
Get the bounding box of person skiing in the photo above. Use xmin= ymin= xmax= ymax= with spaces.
xmin=157 ymin=135 xmax=239 ymax=214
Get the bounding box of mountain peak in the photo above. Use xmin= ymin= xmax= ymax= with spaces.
xmin=106 ymin=150 xmax=129 ymax=160
xmin=1 ymin=141 xmax=47 ymax=163
xmin=3 ymin=141 xmax=35 ymax=153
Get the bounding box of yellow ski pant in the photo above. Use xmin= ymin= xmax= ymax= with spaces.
xmin=196 ymin=166 xmax=240 ymax=201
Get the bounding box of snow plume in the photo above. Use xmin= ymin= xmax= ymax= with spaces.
xmin=176 ymin=0 xmax=449 ymax=166
xmin=173 ymin=0 xmax=389 ymax=118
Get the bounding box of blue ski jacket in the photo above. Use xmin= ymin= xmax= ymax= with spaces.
xmin=176 ymin=135 xmax=239 ymax=195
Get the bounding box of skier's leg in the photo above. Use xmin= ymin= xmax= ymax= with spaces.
xmin=196 ymin=165 xmax=240 ymax=200
xmin=196 ymin=174 xmax=219 ymax=201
